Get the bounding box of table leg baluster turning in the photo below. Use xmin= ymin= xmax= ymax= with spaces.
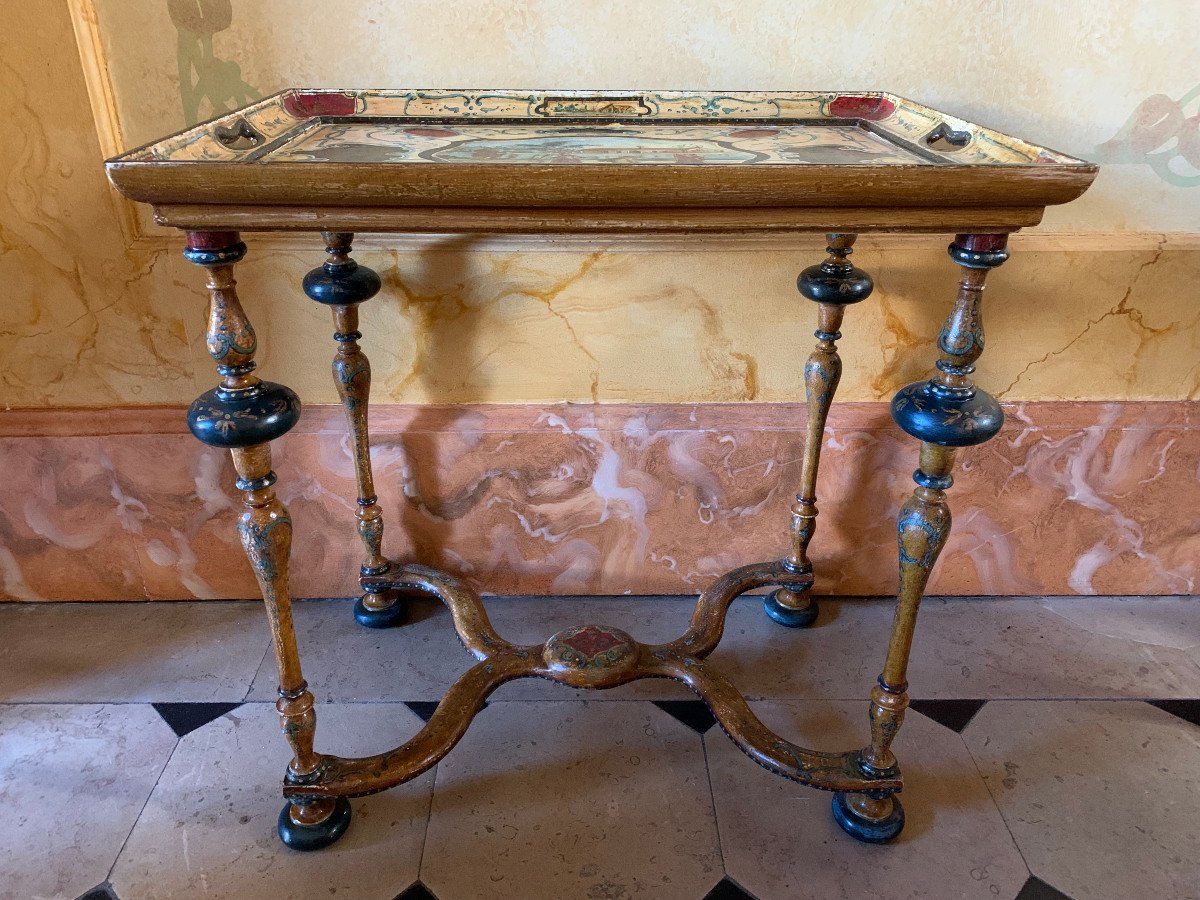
xmin=835 ymin=233 xmax=1010 ymax=841
xmin=764 ymin=232 xmax=873 ymax=628
xmin=183 ymin=231 xmax=352 ymax=849
xmin=301 ymin=231 xmax=413 ymax=629
xmin=176 ymin=227 xmax=1011 ymax=851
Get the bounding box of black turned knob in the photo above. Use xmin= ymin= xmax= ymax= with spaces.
xmin=948 ymin=234 xmax=1010 ymax=269
xmin=187 ymin=381 xmax=301 ymax=448
xmin=798 ymin=260 xmax=874 ymax=304
xmin=890 ymin=381 xmax=1003 ymax=447
xmin=302 ymin=260 xmax=382 ymax=305
xmin=798 ymin=236 xmax=873 ymax=305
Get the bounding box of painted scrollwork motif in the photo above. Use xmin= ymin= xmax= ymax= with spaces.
xmin=1096 ymin=85 xmax=1200 ymax=188
xmin=192 ymin=405 xmax=256 ymax=436
xmin=896 ymin=498 xmax=949 ymax=571
xmin=238 ymin=512 xmax=291 ymax=582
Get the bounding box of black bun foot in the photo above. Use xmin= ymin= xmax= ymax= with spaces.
xmin=831 ymin=792 xmax=905 ymax=843
xmin=278 ymin=797 xmax=352 ymax=851
xmin=353 ymin=593 xmax=406 ymax=629
xmin=762 ymin=589 xmax=818 ymax=628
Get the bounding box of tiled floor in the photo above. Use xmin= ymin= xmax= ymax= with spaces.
xmin=1 ymin=595 xmax=1198 ymax=900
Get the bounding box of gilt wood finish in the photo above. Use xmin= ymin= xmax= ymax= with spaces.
xmin=151 ymin=203 xmax=1052 ymax=234
xmin=107 ymin=89 xmax=1096 ymax=234
xmin=106 ymin=90 xmax=1096 ymax=851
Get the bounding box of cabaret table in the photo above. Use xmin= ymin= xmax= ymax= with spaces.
xmin=107 ymin=89 xmax=1097 ymax=851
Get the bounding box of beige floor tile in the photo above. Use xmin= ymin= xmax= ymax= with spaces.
xmin=737 ymin=595 xmax=1200 ymax=700
xmin=715 ymin=596 xmax=1200 ymax=700
xmin=964 ymin=700 xmax=1200 ymax=900
xmin=247 ymin=597 xmax=462 ymax=702
xmin=1039 ymin=596 xmax=1200 ymax=652
xmin=247 ymin=596 xmax=499 ymax=703
xmin=253 ymin=595 xmax=1200 ymax=708
xmin=907 ymin=597 xmax=1200 ymax=699
xmin=420 ymin=701 xmax=723 ymax=900
xmin=110 ymin=703 xmax=433 ymax=900
xmin=0 ymin=602 xmax=269 ymax=703
xmin=701 ymin=595 xmax=883 ymax=699
xmin=0 ymin=704 xmax=177 ymax=900
xmin=706 ymin=700 xmax=1028 ymax=900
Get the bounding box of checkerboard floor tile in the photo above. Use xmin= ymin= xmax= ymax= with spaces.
xmin=0 ymin=595 xmax=1195 ymax=900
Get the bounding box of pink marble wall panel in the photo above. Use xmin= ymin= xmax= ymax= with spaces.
xmin=0 ymin=402 xmax=1195 ymax=600
xmin=0 ymin=437 xmax=145 ymax=599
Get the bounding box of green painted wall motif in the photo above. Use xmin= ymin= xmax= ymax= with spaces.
xmin=1096 ymin=85 xmax=1200 ymax=187
xmin=167 ymin=0 xmax=259 ymax=126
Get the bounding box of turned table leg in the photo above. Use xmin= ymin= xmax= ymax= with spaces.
xmin=184 ymin=231 xmax=350 ymax=851
xmin=832 ymin=234 xmax=1010 ymax=843
xmin=764 ymin=234 xmax=873 ymax=627
xmin=303 ymin=233 xmax=408 ymax=629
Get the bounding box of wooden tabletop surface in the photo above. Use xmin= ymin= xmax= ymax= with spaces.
xmin=106 ymin=89 xmax=1098 ymax=234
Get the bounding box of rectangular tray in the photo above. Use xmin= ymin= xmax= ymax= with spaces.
xmin=106 ymin=89 xmax=1098 ymax=232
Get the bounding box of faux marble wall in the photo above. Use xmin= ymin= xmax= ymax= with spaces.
xmin=1 ymin=0 xmax=1198 ymax=599
xmin=2 ymin=402 xmax=1195 ymax=600
xmin=4 ymin=234 xmax=1200 ymax=407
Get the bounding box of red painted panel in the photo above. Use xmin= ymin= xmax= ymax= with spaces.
xmin=283 ymin=91 xmax=358 ymax=118
xmin=185 ymin=230 xmax=239 ymax=250
xmin=829 ymin=95 xmax=897 ymax=121
xmin=954 ymin=233 xmax=1009 ymax=252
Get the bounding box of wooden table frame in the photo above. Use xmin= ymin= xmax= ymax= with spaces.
xmin=107 ymin=89 xmax=1097 ymax=851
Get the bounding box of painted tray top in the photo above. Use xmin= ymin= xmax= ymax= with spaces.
xmin=268 ymin=122 xmax=926 ymax=166
xmin=106 ymin=89 xmax=1097 ymax=221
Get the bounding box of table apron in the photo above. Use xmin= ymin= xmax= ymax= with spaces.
xmin=154 ymin=204 xmax=1042 ymax=233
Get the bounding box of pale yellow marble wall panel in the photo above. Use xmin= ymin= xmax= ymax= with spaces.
xmin=0 ymin=0 xmax=198 ymax=408
xmin=231 ymin=240 xmax=1200 ymax=405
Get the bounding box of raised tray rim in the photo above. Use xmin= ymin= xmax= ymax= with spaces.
xmin=104 ymin=89 xmax=1098 ymax=224
xmin=108 ymin=87 xmax=1095 ymax=168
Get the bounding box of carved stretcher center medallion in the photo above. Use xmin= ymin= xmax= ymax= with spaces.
xmin=544 ymin=624 xmax=638 ymax=680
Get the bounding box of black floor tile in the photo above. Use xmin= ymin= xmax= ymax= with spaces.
xmin=654 ymin=700 xmax=717 ymax=735
xmin=1015 ymin=874 xmax=1075 ymax=900
xmin=405 ymin=700 xmax=489 ymax=723
xmin=151 ymin=702 xmax=242 ymax=738
xmin=702 ymin=876 xmax=758 ymax=900
xmin=76 ymin=884 xmax=119 ymax=900
xmin=1147 ymin=698 xmax=1200 ymax=728
xmin=404 ymin=701 xmax=440 ymax=723
xmin=909 ymin=699 xmax=987 ymax=734
xmin=394 ymin=881 xmax=439 ymax=900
